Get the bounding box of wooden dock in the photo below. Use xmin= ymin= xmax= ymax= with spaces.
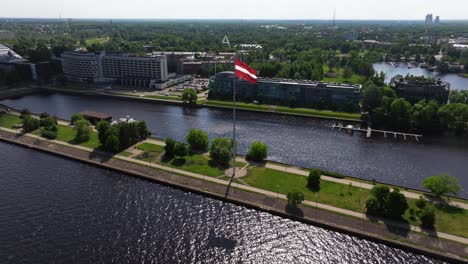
xmin=331 ymin=124 xmax=423 ymax=141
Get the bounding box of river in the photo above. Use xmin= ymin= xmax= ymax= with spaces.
xmin=0 ymin=141 xmax=444 ymax=263
xmin=1 ymin=93 xmax=467 ymax=198
xmin=373 ymin=62 xmax=468 ymax=90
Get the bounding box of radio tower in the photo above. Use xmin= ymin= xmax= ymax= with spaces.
xmin=333 ymin=8 xmax=336 ymax=27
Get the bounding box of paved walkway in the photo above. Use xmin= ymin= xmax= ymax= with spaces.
xmin=1 ymin=126 xmax=467 ymax=245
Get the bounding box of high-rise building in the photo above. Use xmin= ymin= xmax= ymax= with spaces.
xmin=425 ymin=14 xmax=433 ymax=25
xmin=61 ymin=51 xmax=169 ymax=89
xmin=434 ymin=16 xmax=440 ymax=24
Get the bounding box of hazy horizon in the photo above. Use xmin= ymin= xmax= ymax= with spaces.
xmin=1 ymin=0 xmax=468 ymax=20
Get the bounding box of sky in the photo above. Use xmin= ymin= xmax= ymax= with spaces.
xmin=1 ymin=0 xmax=467 ymax=20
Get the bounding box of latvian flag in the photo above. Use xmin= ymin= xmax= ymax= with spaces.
xmin=235 ymin=58 xmax=257 ymax=84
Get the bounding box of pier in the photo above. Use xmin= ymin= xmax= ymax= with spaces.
xmin=332 ymin=124 xmax=423 ymax=141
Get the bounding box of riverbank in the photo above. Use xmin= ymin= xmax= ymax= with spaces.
xmin=459 ymin=73 xmax=468 ymax=79
xmin=0 ymin=116 xmax=466 ymax=262
xmin=36 ymin=86 xmax=362 ymax=122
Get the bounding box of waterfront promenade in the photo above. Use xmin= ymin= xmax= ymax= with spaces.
xmin=0 ymin=126 xmax=467 ymax=263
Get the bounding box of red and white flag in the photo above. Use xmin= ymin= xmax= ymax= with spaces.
xmin=235 ymin=58 xmax=257 ymax=84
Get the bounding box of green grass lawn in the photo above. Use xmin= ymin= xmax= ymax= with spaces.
xmin=276 ymin=106 xmax=361 ymax=120
xmin=322 ymin=67 xmax=367 ymax=84
xmin=85 ymin=37 xmax=110 ymax=46
xmin=118 ymin=151 xmax=133 ymax=157
xmin=0 ymin=113 xmax=22 ymax=129
xmin=242 ymin=167 xmax=468 ymax=237
xmin=243 ymin=167 xmax=371 ymax=212
xmin=145 ymin=95 xmax=182 ymax=101
xmin=55 ymin=125 xmax=101 ymax=149
xmin=206 ymin=100 xmax=360 ymax=120
xmin=134 ymin=142 xmax=165 ymax=162
xmin=158 ymin=153 xmax=225 ymax=177
xmin=459 ymin=73 xmax=468 ymax=78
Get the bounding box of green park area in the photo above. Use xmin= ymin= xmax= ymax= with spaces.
xmin=322 ymin=66 xmax=368 ymax=84
xmin=0 ymin=113 xmax=22 ymax=129
xmin=1 ymin=112 xmax=467 ymax=238
xmin=85 ymin=37 xmax=110 ymax=46
xmin=145 ymin=95 xmax=182 ymax=101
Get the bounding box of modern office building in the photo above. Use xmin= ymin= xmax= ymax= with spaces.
xmin=61 ymin=51 xmax=169 ymax=88
xmin=0 ymin=43 xmax=36 ymax=81
xmin=210 ymin=71 xmax=362 ymax=111
xmin=425 ymin=14 xmax=433 ymax=25
xmin=391 ymin=76 xmax=450 ymax=104
xmin=434 ymin=16 xmax=440 ymax=24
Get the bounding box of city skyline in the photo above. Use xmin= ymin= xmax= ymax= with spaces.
xmin=1 ymin=0 xmax=468 ymax=20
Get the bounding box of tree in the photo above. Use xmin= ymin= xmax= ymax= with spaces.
xmin=96 ymin=120 xmax=111 ymax=145
xmin=164 ymin=138 xmax=177 ymax=158
xmin=386 ymin=188 xmax=409 ymax=219
xmin=307 ymin=169 xmax=321 ymax=190
xmin=246 ymin=141 xmax=268 ymax=162
xmin=74 ymin=119 xmax=92 ymax=143
xmin=287 ymin=192 xmax=305 ymax=207
xmin=137 ymin=121 xmax=150 ymax=140
xmin=419 ymin=205 xmax=436 ymax=229
xmin=390 ymin=98 xmax=412 ymax=131
xmin=342 ymin=67 xmax=353 ymax=79
xmin=71 ymin=113 xmax=84 ymax=125
xmin=174 ymin=143 xmax=189 ymax=157
xmin=422 ymin=174 xmax=462 ymax=197
xmin=438 ymin=103 xmax=468 ymax=134
xmin=40 ymin=116 xmax=58 ymax=131
xmin=22 ymin=116 xmax=39 ymax=132
xmin=209 ymin=138 xmax=232 ymax=167
xmin=185 ymin=129 xmax=209 ymax=151
xmin=104 ymin=132 xmax=120 ymax=153
xmin=40 ymin=129 xmax=57 ymax=139
xmin=362 ymin=86 xmax=382 ymax=113
xmin=365 ymin=186 xmax=408 ymax=219
xmin=181 ymin=88 xmax=198 ymax=104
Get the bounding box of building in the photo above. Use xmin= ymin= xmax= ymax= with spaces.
xmin=425 ymin=14 xmax=433 ymax=25
xmin=79 ymin=111 xmax=112 ymax=125
xmin=209 ymin=72 xmax=362 ymax=112
xmin=434 ymin=16 xmax=440 ymax=24
xmin=61 ymin=51 xmax=169 ymax=89
xmin=391 ymin=76 xmax=450 ymax=104
xmin=0 ymin=43 xmax=36 ymax=81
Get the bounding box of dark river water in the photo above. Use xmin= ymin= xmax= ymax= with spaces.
xmin=373 ymin=62 xmax=468 ymax=90
xmin=0 ymin=141 xmax=444 ymax=263
xmin=2 ymin=93 xmax=467 ymax=198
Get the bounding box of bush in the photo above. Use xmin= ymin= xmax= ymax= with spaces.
xmin=71 ymin=113 xmax=84 ymax=125
xmin=415 ymin=196 xmax=427 ymax=209
xmin=366 ymin=186 xmax=408 ymax=219
xmin=287 ymin=192 xmax=305 ymax=207
xmin=422 ymin=174 xmax=462 ymax=197
xmin=210 ymin=138 xmax=232 ymax=167
xmin=22 ymin=116 xmax=39 ymax=132
xmin=175 ymin=143 xmax=188 ymax=157
xmin=246 ymin=141 xmax=268 ymax=162
xmin=40 ymin=116 xmax=58 ymax=130
xmin=137 ymin=121 xmax=150 ymax=140
xmin=185 ymin=129 xmax=209 ymax=151
xmin=40 ymin=129 xmax=57 ymax=139
xmin=39 ymin=112 xmax=49 ymax=119
xmin=165 ymin=138 xmax=177 ymax=158
xmin=20 ymin=108 xmax=31 ymax=119
xmin=419 ymin=206 xmax=436 ymax=229
xmin=74 ymin=119 xmax=92 ymax=143
xmin=307 ymin=169 xmax=321 ymax=190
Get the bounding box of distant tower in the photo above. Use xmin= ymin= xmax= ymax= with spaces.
xmin=333 ymin=8 xmax=336 ymax=27
xmin=434 ymin=16 xmax=440 ymax=24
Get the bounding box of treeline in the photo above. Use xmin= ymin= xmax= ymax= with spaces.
xmin=94 ymin=118 xmax=150 ymax=153
xmin=364 ymin=87 xmax=468 ymax=135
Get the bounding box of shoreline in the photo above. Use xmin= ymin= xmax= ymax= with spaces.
xmin=0 ymin=129 xmax=466 ymax=263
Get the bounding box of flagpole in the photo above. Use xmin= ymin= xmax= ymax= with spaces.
xmin=231 ymin=55 xmax=237 ymax=185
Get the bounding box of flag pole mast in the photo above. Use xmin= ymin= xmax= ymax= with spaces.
xmin=230 ymin=54 xmax=237 ymax=187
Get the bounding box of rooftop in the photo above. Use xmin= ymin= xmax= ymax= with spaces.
xmin=0 ymin=43 xmax=27 ymax=63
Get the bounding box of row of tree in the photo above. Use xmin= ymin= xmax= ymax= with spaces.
xmin=94 ymin=117 xmax=150 ymax=153
xmin=363 ymin=85 xmax=468 ymax=134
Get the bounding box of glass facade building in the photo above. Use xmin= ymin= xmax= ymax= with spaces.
xmin=209 ymin=71 xmax=362 ymax=112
